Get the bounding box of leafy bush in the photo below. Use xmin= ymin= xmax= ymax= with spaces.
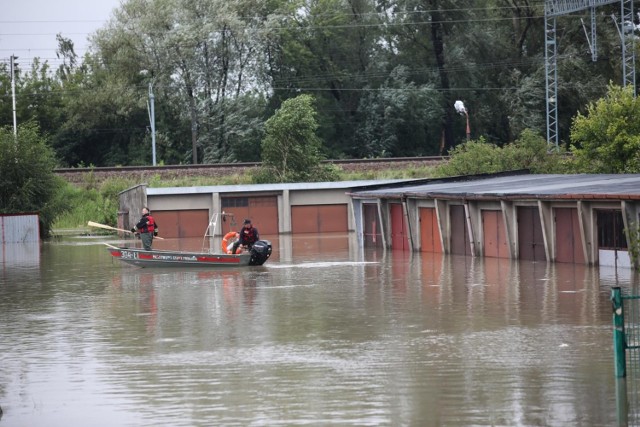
xmin=53 ymin=177 xmax=133 ymax=229
xmin=435 ymin=129 xmax=566 ymax=177
xmin=0 ymin=123 xmax=65 ymax=237
xmin=570 ymin=84 xmax=640 ymax=173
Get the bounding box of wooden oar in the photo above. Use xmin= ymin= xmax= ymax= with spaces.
xmin=88 ymin=221 xmax=134 ymax=234
xmin=87 ymin=221 xmax=165 ymax=239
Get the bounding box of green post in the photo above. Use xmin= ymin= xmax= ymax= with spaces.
xmin=612 ymin=287 xmax=626 ymax=378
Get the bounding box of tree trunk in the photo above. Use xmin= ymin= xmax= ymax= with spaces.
xmin=189 ymin=86 xmax=198 ymax=164
xmin=429 ymin=0 xmax=455 ymax=152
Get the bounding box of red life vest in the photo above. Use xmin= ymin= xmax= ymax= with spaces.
xmin=143 ymin=215 xmax=156 ymax=233
xmin=147 ymin=215 xmax=156 ymax=233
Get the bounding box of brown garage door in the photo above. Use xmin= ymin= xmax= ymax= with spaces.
xmin=555 ymin=207 xmax=585 ymax=263
xmin=482 ymin=210 xmax=509 ymax=259
xmin=291 ymin=204 xmax=348 ymax=234
xmin=363 ymin=203 xmax=382 ymax=247
xmin=152 ymin=209 xmax=210 ymax=238
xmin=450 ymin=205 xmax=471 ymax=256
xmin=517 ymin=206 xmax=546 ymax=261
xmin=221 ymin=196 xmax=278 ymax=235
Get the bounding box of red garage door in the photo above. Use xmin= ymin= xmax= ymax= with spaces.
xmin=291 ymin=204 xmax=348 ymax=234
xmin=419 ymin=207 xmax=442 ymax=253
xmin=152 ymin=209 xmax=210 ymax=238
xmin=390 ymin=203 xmax=409 ymax=251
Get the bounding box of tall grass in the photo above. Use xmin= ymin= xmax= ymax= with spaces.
xmin=53 ymin=179 xmax=132 ymax=229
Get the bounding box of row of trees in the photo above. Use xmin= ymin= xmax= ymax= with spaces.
xmin=0 ymin=0 xmax=634 ymax=167
xmin=2 ymin=83 xmax=639 ymax=237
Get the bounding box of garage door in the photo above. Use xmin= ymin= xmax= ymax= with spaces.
xmin=151 ymin=209 xmax=210 ymax=238
xmin=517 ymin=206 xmax=545 ymax=261
xmin=450 ymin=205 xmax=471 ymax=256
xmin=555 ymin=207 xmax=585 ymax=263
xmin=482 ymin=210 xmax=509 ymax=259
xmin=363 ymin=203 xmax=382 ymax=247
xmin=390 ymin=203 xmax=409 ymax=251
xmin=291 ymin=204 xmax=348 ymax=233
xmin=419 ymin=207 xmax=442 ymax=253
xmin=221 ymin=196 xmax=278 ymax=235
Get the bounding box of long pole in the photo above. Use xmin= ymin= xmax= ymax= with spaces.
xmin=148 ymin=83 xmax=157 ymax=166
xmin=10 ymin=54 xmax=18 ymax=139
xmin=465 ymin=112 xmax=470 ymax=141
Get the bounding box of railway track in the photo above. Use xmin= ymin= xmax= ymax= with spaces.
xmin=55 ymin=156 xmax=447 ymax=184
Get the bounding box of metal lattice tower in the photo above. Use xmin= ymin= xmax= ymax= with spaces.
xmin=544 ymin=0 xmax=636 ymax=148
xmin=622 ymin=0 xmax=637 ymax=89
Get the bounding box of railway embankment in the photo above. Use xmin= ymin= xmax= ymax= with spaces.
xmin=55 ymin=157 xmax=446 ymax=185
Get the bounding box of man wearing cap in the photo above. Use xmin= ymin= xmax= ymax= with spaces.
xmin=131 ymin=207 xmax=158 ymax=250
xmin=231 ymin=218 xmax=260 ymax=254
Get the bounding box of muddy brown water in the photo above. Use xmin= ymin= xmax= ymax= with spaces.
xmin=0 ymin=233 xmax=632 ymax=426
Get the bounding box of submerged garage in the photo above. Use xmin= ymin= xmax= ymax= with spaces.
xmin=349 ymin=172 xmax=640 ymax=268
xmin=118 ymin=180 xmax=403 ymax=239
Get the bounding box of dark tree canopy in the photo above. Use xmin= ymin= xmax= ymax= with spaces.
xmin=0 ymin=0 xmax=629 ymax=167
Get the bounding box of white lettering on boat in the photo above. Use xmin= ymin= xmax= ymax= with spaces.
xmin=151 ymin=254 xmax=198 ymax=262
xmin=120 ymin=250 xmax=138 ymax=259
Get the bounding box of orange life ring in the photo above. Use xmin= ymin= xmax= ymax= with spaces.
xmin=222 ymin=231 xmax=241 ymax=254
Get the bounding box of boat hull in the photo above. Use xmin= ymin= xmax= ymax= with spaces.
xmin=108 ymin=247 xmax=257 ymax=268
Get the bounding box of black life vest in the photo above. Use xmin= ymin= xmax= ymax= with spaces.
xmin=241 ymin=227 xmax=257 ymax=244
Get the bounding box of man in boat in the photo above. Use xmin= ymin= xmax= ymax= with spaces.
xmin=231 ymin=218 xmax=259 ymax=254
xmin=131 ymin=207 xmax=158 ymax=250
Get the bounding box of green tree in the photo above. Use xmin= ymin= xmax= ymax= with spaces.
xmin=91 ymin=0 xmax=271 ymax=164
xmin=264 ymin=0 xmax=380 ymax=157
xmin=570 ymin=84 xmax=640 ymax=173
xmin=258 ymin=94 xmax=337 ymax=183
xmin=0 ymin=0 xmax=629 ymax=167
xmin=354 ymin=66 xmax=442 ymax=157
xmin=435 ymin=129 xmax=565 ymax=177
xmin=0 ymin=123 xmax=65 ymax=238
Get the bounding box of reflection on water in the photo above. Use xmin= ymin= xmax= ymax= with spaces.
xmin=1 ymin=241 xmax=40 ymax=269
xmin=0 ymin=234 xmax=634 ymax=426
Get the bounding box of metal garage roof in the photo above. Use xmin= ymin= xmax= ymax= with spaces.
xmin=147 ymin=179 xmax=410 ymax=195
xmin=348 ymin=173 xmax=640 ymax=201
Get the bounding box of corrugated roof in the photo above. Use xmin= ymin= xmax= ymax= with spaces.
xmin=349 ymin=174 xmax=640 ymax=200
xmin=147 ymin=179 xmax=409 ymax=195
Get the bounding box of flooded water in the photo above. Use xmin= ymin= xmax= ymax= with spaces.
xmin=0 ymin=233 xmax=633 ymax=426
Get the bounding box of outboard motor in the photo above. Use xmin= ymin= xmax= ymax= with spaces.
xmin=249 ymin=240 xmax=272 ymax=266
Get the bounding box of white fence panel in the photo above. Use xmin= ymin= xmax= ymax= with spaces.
xmin=1 ymin=214 xmax=40 ymax=243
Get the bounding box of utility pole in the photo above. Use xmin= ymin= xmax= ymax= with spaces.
xmin=147 ymin=83 xmax=156 ymax=166
xmin=10 ymin=54 xmax=18 ymax=139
